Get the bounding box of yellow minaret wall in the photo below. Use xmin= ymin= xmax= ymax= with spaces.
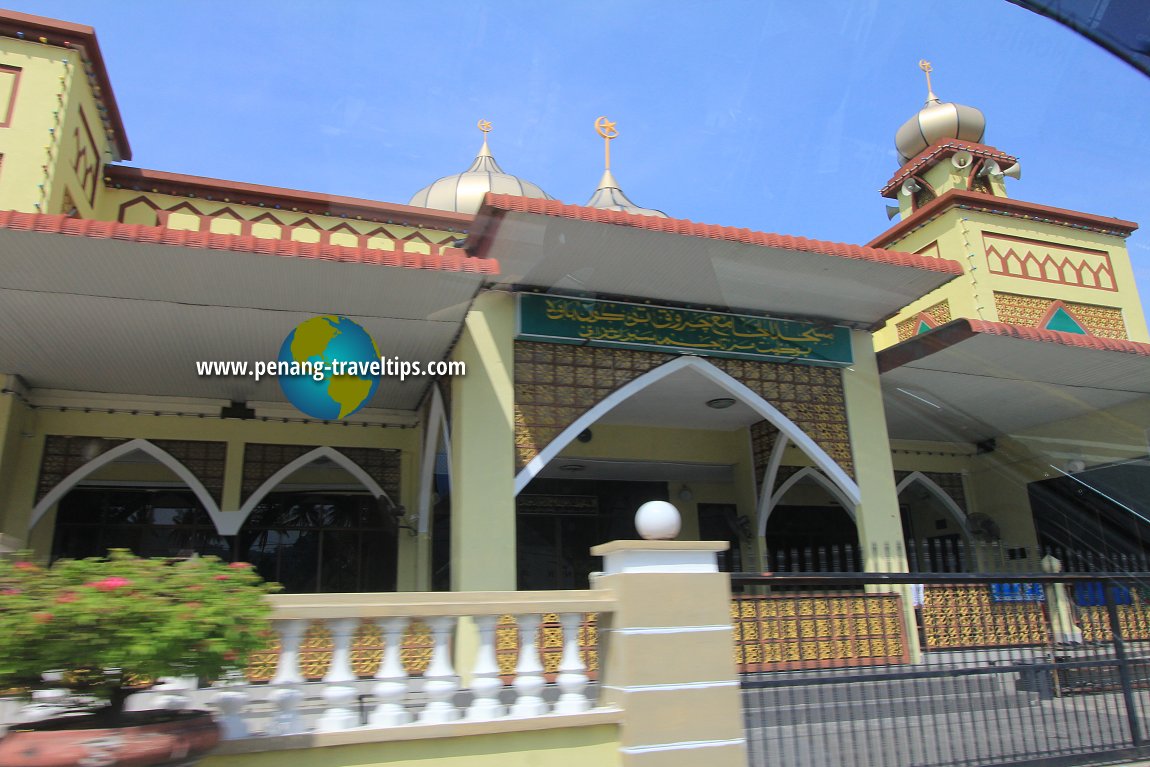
xmin=0 ymin=35 xmax=115 ymax=216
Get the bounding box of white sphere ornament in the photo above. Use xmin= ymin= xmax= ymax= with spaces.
xmin=635 ymin=500 xmax=682 ymax=540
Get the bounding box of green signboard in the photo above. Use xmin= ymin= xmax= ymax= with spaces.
xmin=516 ymin=294 xmax=853 ymax=367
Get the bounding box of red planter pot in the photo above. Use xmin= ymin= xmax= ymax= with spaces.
xmin=0 ymin=710 xmax=219 ymax=767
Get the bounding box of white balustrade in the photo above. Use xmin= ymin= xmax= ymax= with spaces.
xmin=269 ymin=619 xmax=306 ymax=686
xmin=370 ymin=616 xmax=412 ymax=726
xmin=212 ymin=689 xmax=250 ymax=740
xmin=418 ymin=616 xmax=460 ymax=723
xmin=465 ymin=615 xmax=507 ymax=721
xmin=509 ymin=614 xmax=548 ymax=717
xmin=316 ymin=685 xmax=359 ymax=732
xmin=266 ymin=687 xmax=305 ymax=736
xmin=554 ymin=612 xmax=591 ymax=714
xmin=323 ymin=618 xmax=360 ymax=684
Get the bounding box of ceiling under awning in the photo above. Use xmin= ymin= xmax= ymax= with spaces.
xmin=468 ymin=194 xmax=963 ymax=328
xmin=0 ymin=213 xmax=493 ymax=411
xmin=878 ymin=319 xmax=1150 ymax=443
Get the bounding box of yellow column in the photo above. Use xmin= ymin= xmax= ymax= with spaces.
xmin=0 ymin=377 xmax=33 ymax=549
xmin=449 ymin=291 xmax=517 ymax=591
xmin=593 ymin=540 xmax=747 ymax=767
xmin=841 ymin=332 xmax=922 ymax=661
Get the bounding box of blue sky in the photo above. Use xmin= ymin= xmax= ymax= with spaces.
xmin=13 ymin=1 xmax=1150 ymax=302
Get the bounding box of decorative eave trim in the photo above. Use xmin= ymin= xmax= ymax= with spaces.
xmin=880 ymin=139 xmax=1017 ymax=199
xmin=0 ymin=210 xmax=498 ymax=273
xmin=104 ymin=166 xmax=475 ymax=233
xmin=869 ymin=189 xmax=1139 ymax=249
xmin=474 ymin=193 xmax=963 ymax=276
xmin=877 ymin=318 xmax=1150 ymax=373
xmin=0 ymin=10 xmax=131 ymax=160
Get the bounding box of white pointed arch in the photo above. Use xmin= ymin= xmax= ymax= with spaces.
xmin=513 ymin=355 xmax=861 ymax=507
xmin=29 ymin=438 xmax=225 ymax=533
xmin=895 ymin=471 xmax=970 ymax=537
xmin=417 ymin=385 xmax=452 ymax=535
xmin=758 ymin=466 xmax=858 ymax=537
xmin=233 ymin=446 xmax=395 ymax=536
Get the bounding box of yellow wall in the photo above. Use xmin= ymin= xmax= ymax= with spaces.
xmin=874 ymin=205 xmax=1147 ymax=348
xmin=199 ymin=724 xmax=620 ymax=767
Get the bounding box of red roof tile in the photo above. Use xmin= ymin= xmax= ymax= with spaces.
xmin=878 ymin=318 xmax=1150 ymax=373
xmin=478 ymin=194 xmax=962 ymax=275
xmin=965 ymin=320 xmax=1150 ymax=355
xmin=0 ymin=210 xmax=499 ymax=274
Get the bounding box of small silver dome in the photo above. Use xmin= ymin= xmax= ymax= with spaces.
xmin=585 ymin=169 xmax=667 ymax=217
xmin=408 ymin=131 xmax=552 ymax=214
xmin=894 ymin=62 xmax=985 ymax=165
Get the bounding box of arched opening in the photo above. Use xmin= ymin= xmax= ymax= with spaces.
xmin=763 ymin=467 xmax=861 ymax=571
xmin=234 ymin=448 xmax=399 ymax=593
xmin=38 ymin=439 xmax=229 ymax=562
xmin=896 ymin=472 xmax=971 ymax=571
xmin=514 ymin=356 xmax=858 ymax=588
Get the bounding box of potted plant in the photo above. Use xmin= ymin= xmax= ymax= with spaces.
xmin=0 ymin=550 xmax=279 ymax=766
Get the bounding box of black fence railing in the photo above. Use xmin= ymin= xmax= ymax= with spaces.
xmin=733 ymin=556 xmax=1150 ymax=767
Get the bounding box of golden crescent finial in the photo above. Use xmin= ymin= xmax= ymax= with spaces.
xmin=595 ymin=116 xmax=618 ymax=170
xmin=918 ymin=59 xmax=935 ymax=98
xmin=478 ymin=119 xmax=492 ymax=134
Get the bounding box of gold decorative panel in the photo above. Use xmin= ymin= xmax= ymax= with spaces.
xmin=36 ymin=436 xmax=227 ymax=504
xmin=896 ymin=300 xmax=952 ymax=341
xmin=1078 ymin=596 xmax=1150 ymax=642
xmin=514 ymin=342 xmax=853 ymax=478
xmin=920 ymin=586 xmax=1048 ymax=649
xmin=731 ymin=593 xmax=906 ymax=671
xmin=245 ymin=614 xmax=598 ymax=683
xmin=750 ymin=421 xmax=779 ymax=495
xmin=240 ymin=443 xmax=400 ymax=503
xmin=993 ymin=292 xmax=1127 ymax=339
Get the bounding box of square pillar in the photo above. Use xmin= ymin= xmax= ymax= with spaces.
xmin=593 ymin=541 xmax=747 ymax=767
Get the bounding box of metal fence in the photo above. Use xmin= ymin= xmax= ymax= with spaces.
xmin=735 ymin=542 xmax=1150 ymax=767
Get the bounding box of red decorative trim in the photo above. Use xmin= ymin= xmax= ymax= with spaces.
xmin=71 ymin=105 xmax=100 ymax=208
xmin=880 ymin=139 xmax=1018 ymax=199
xmin=0 ymin=64 xmax=21 ymax=128
xmin=870 ymin=190 xmax=1138 ymax=249
xmin=914 ymin=312 xmax=937 ymax=331
xmin=877 ymin=318 xmax=1150 ymax=373
xmin=0 ymin=10 xmax=131 ymax=160
xmin=104 ymin=166 xmax=473 ymax=232
xmin=474 ymin=193 xmax=963 ymax=275
xmin=983 ymin=232 xmax=1117 ymax=292
xmin=0 ymin=210 xmax=499 ymax=274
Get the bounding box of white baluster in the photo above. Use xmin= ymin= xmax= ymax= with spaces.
xmin=212 ymin=689 xmax=250 ymax=740
xmin=465 ymin=615 xmax=507 ymax=721
xmin=323 ymin=618 xmax=360 ymax=683
xmin=269 ymin=619 xmax=306 ymax=686
xmin=266 ymin=687 xmax=304 ymax=736
xmin=370 ymin=616 xmax=412 ymax=726
xmin=418 ymin=616 xmax=460 ymax=723
xmin=554 ymin=612 xmax=591 ymax=713
xmin=509 ymin=613 xmax=548 ymax=717
xmin=317 ymin=685 xmax=359 ymax=732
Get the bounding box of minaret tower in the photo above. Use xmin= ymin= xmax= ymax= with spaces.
xmin=584 ymin=116 xmax=667 ymax=217
xmin=871 ymin=61 xmax=1146 ymax=348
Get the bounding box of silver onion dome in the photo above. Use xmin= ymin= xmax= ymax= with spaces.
xmin=585 ymin=168 xmax=668 ymax=217
xmin=408 ymin=124 xmax=552 ymax=214
xmin=894 ymin=61 xmax=986 ymax=165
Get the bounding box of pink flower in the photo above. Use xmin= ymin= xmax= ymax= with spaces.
xmin=228 ymin=562 xmax=251 ymax=569
xmin=213 ymin=574 xmax=229 ymax=581
xmin=33 ymin=611 xmax=53 ymax=624
xmin=13 ymin=562 xmax=36 ymax=571
xmin=56 ymin=591 xmax=77 ymax=604
xmin=1 ymin=588 xmax=20 ymax=596
xmin=89 ymin=577 xmax=132 ymax=591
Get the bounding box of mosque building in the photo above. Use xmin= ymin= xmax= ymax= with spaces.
xmin=0 ymin=9 xmax=1148 ymax=615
